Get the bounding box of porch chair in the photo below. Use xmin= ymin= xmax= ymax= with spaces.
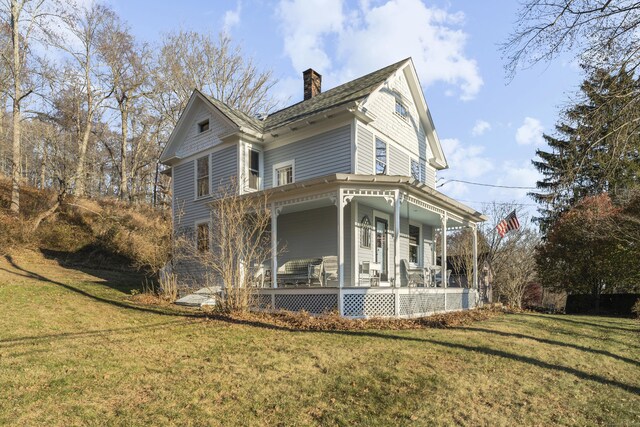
xmin=434 ymin=268 xmax=452 ymax=287
xmin=400 ymin=260 xmax=426 ymax=287
xmin=321 ymin=256 xmax=338 ymax=286
xmin=359 ymin=261 xmax=380 ymax=287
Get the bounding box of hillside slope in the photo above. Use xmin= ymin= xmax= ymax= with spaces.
xmin=0 ymin=179 xmax=170 ymax=275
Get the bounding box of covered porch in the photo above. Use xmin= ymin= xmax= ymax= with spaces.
xmin=258 ymin=174 xmax=486 ymax=318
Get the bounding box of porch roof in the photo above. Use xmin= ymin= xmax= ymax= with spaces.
xmin=257 ymin=173 xmax=488 ymax=223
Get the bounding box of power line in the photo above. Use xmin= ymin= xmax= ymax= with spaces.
xmin=456 ymin=199 xmax=539 ymax=207
xmin=437 ymin=179 xmax=538 ymax=190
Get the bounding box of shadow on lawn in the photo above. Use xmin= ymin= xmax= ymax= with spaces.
xmin=2 ymin=255 xmax=204 ymax=319
xmin=210 ymin=316 xmax=640 ymax=396
xmin=449 ymin=326 xmax=640 ymax=368
xmin=0 ymin=319 xmax=190 ymax=349
xmin=519 ymin=313 xmax=639 ymax=333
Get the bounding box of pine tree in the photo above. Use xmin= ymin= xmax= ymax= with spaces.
xmin=531 ymin=68 xmax=640 ymax=231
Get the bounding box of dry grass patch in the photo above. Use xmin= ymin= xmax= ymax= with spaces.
xmin=0 ymin=251 xmax=638 ymax=426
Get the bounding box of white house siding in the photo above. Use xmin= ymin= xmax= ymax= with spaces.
xmin=363 ymin=69 xmax=437 ymax=188
xmin=263 ymin=125 xmax=351 ymax=188
xmin=277 ymin=205 xmax=351 ymax=281
xmin=356 ymin=124 xmax=374 ymax=174
xmin=388 ymin=145 xmax=410 ymax=176
xmin=175 ymin=100 xmax=235 ymax=159
xmin=172 ymin=145 xmax=237 ymax=229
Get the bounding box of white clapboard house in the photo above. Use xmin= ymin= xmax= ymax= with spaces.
xmin=160 ymin=58 xmax=487 ymax=318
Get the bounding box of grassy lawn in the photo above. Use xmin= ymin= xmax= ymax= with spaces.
xmin=0 ymin=251 xmax=638 ymax=426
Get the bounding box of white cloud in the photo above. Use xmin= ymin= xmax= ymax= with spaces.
xmin=276 ymin=0 xmax=482 ymax=100
xmin=490 ymin=161 xmax=540 ymax=201
xmin=471 ymin=119 xmax=491 ymax=136
xmin=223 ymin=2 xmax=242 ymax=33
xmin=276 ymin=0 xmax=344 ymax=73
xmin=515 ymin=117 xmax=545 ymax=146
xmin=438 ymin=137 xmax=492 ymax=198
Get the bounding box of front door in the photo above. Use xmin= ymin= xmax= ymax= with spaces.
xmin=375 ymin=217 xmax=388 ymax=281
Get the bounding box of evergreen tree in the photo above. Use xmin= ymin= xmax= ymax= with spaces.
xmin=531 ymin=68 xmax=640 ymax=231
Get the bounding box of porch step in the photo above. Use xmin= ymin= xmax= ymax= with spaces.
xmin=175 ymin=287 xmax=221 ymax=307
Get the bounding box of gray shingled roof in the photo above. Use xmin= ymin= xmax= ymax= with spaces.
xmin=200 ymin=58 xmax=409 ymax=135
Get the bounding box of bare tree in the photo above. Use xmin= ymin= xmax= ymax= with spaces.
xmin=447 ymin=228 xmax=486 ymax=288
xmin=98 ymin=15 xmax=151 ymax=201
xmin=51 ymin=2 xmax=113 ymax=196
xmin=174 ymin=179 xmax=273 ymax=312
xmin=154 ymin=30 xmax=278 ymax=127
xmin=0 ymin=0 xmax=55 ymax=213
xmin=503 ymin=0 xmax=640 ymax=77
xmin=481 ymin=202 xmax=540 ymax=308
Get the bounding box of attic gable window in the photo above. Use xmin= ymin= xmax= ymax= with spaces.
xmin=198 ymin=119 xmax=210 ymax=133
xmin=395 ymin=101 xmax=408 ymax=119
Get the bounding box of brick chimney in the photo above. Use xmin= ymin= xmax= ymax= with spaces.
xmin=303 ymin=68 xmax=322 ymax=100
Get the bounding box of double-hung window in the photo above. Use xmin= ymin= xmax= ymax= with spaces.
xmin=411 ymin=159 xmax=421 ymax=182
xmin=375 ymin=138 xmax=387 ymax=175
xmin=196 ymin=155 xmax=210 ymax=198
xmin=409 ymin=224 xmax=420 ymax=264
xmin=248 ymin=148 xmax=260 ymax=190
xmin=274 ymin=160 xmax=294 ymax=186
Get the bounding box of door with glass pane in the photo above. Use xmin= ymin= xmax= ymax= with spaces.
xmin=375 ymin=217 xmax=388 ymax=281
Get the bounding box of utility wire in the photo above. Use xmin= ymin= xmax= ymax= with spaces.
xmin=437 ymin=179 xmax=538 ymax=190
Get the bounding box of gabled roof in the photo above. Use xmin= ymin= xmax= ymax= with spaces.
xmin=161 ymin=58 xmax=447 ymax=168
xmin=261 ymin=58 xmax=408 ymax=132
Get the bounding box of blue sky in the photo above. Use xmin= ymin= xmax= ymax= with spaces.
xmin=108 ymin=0 xmax=584 ymax=218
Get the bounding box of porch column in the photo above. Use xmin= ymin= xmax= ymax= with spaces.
xmin=441 ymin=213 xmax=448 ymax=288
xmin=337 ymin=189 xmax=345 ymax=288
xmin=394 ymin=190 xmax=401 ymax=287
xmin=472 ymin=225 xmax=478 ymax=289
xmin=271 ymin=204 xmax=279 ymax=288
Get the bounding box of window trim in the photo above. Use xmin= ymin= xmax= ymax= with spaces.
xmin=395 ymin=100 xmax=408 ymax=119
xmin=246 ymin=145 xmax=262 ymax=191
xmin=374 ymin=137 xmax=387 ymax=175
xmin=194 ymin=155 xmax=211 ymax=199
xmin=272 ymin=160 xmax=295 ymax=187
xmin=360 ymin=215 xmax=372 ymax=249
xmin=410 ymin=158 xmax=421 ymax=182
xmin=195 ymin=220 xmax=211 ymax=253
xmin=408 ymin=222 xmax=422 ymax=267
xmin=198 ymin=119 xmax=210 ymax=133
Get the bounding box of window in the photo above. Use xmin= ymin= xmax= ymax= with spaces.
xmin=375 ymin=138 xmax=387 ymax=175
xmin=395 ymin=101 xmax=408 ymax=119
xmin=273 ymin=160 xmax=294 ymax=186
xmin=248 ymin=148 xmax=260 ymax=190
xmin=198 ymin=119 xmax=210 ymax=133
xmin=411 ymin=159 xmax=421 ymax=182
xmin=360 ymin=215 xmax=372 ymax=248
xmin=196 ymin=155 xmax=210 ymax=197
xmin=409 ymin=224 xmax=420 ymax=264
xmin=197 ymin=222 xmax=210 ymax=253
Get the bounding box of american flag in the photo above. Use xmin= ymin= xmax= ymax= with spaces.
xmin=496 ymin=210 xmax=520 ymax=238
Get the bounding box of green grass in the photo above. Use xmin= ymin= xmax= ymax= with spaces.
xmin=0 ymin=250 xmax=638 ymax=426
